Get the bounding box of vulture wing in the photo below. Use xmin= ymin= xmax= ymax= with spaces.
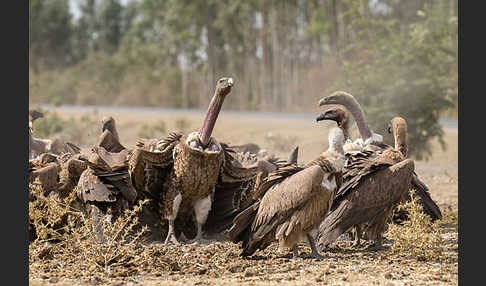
xmin=203 ymin=144 xmax=262 ymax=235
xmin=317 ymin=158 xmax=415 ymax=248
xmin=330 ymin=148 xmax=401 ymax=212
xmin=77 ymin=167 xmax=117 ymax=203
xmin=97 ymin=130 xmax=125 ymax=153
xmin=128 ymin=132 xmax=182 ymax=200
xmin=232 ymin=164 xmax=336 ymax=256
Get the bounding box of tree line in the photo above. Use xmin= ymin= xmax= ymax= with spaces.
xmin=29 ymin=0 xmax=458 ymax=160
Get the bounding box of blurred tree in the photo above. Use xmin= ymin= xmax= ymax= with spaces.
xmin=29 ymin=0 xmax=74 ymax=71
xmin=29 ymin=0 xmax=458 ymax=158
xmin=328 ymin=0 xmax=457 ymax=160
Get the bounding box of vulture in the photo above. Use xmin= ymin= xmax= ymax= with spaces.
xmin=29 ymin=152 xmax=88 ymax=198
xmin=97 ymin=116 xmax=126 ymax=153
xmin=129 ymin=77 xmax=269 ymax=244
xmin=228 ymin=127 xmax=346 ymax=258
xmin=28 ymin=110 xmax=81 ymax=159
xmin=318 ymin=91 xmax=442 ymax=224
xmin=316 ymin=114 xmax=415 ymax=248
xmin=76 ymin=116 xmax=138 ymax=239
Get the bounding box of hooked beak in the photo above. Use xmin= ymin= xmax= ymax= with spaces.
xmin=316 ymin=112 xmax=330 ymax=122
xmin=102 ymin=122 xmax=109 ymax=133
xmin=318 ymin=97 xmax=332 ymax=107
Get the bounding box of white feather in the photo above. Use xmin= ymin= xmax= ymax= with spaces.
xmin=168 ymin=193 xmax=182 ymax=220
xmin=193 ymin=195 xmax=212 ymax=225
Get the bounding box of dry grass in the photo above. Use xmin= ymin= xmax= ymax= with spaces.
xmin=385 ymin=191 xmax=445 ymax=262
xmin=29 ymin=108 xmax=458 ymax=285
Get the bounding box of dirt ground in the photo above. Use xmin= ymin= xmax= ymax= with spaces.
xmin=29 ymin=108 xmax=458 ymax=285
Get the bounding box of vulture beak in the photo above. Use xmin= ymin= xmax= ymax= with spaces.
xmin=316 ymin=111 xmax=332 ymax=122
xmin=387 ymin=123 xmax=393 ymax=134
xmin=102 ymin=121 xmax=109 ymax=133
xmin=318 ymin=96 xmax=336 ymax=107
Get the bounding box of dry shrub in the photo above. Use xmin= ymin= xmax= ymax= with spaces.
xmin=385 ymin=190 xmax=445 ymax=262
xmin=29 ymin=180 xmax=175 ymax=280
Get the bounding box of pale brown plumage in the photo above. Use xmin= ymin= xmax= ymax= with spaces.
xmin=97 ymin=116 xmax=126 ymax=152
xmin=228 ymin=128 xmax=345 ymax=258
xmin=316 ymin=119 xmax=412 ymax=248
xmin=315 ymin=98 xmax=416 ymax=248
xmin=318 ymin=93 xmax=442 ymax=225
xmin=128 ymin=77 xmax=266 ymax=244
xmin=29 ymin=152 xmax=87 ymax=197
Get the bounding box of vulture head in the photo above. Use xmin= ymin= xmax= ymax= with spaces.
xmin=318 ymin=91 xmax=373 ymax=141
xmin=184 ymin=131 xmax=222 ymax=155
xmin=316 ymin=105 xmax=351 ymax=141
xmin=101 ymin=116 xmax=116 ymax=133
xmin=198 ymin=77 xmax=234 ymax=148
xmin=29 ymin=110 xmax=44 ymax=134
xmin=388 ymin=117 xmax=408 ymax=158
xmin=316 ymin=104 xmax=349 ymax=126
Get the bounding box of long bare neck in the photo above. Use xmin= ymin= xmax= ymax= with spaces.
xmin=110 ymin=124 xmax=120 ymax=142
xmin=340 ymin=120 xmax=351 ymax=141
xmin=199 ymin=91 xmax=226 ymax=147
xmin=342 ymin=97 xmax=373 ymax=140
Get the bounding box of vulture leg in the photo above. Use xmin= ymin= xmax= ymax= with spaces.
xmin=164 ymin=193 xmax=182 ymax=245
xmin=354 ymin=225 xmax=362 ymax=247
xmin=290 ymin=245 xmax=299 ymax=259
xmin=188 ymin=194 xmax=212 ymax=244
xmin=306 ymin=233 xmax=326 ymax=259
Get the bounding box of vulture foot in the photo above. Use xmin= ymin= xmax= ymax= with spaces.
xmin=365 ymin=240 xmax=384 ymax=251
xmin=164 ymin=234 xmax=180 ymax=245
xmin=186 ymin=237 xmax=213 ymax=245
xmin=164 ymin=219 xmax=180 ymax=245
xmin=300 ymin=251 xmax=326 ymax=260
xmin=305 ymin=233 xmax=326 ymax=259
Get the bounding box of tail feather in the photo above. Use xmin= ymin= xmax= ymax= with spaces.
xmin=411 ymin=174 xmax=442 ymax=221
xmin=228 ymin=201 xmax=260 ymax=244
xmin=204 ymin=181 xmax=253 ymax=235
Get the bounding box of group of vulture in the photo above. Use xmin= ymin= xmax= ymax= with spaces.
xmin=29 ymin=77 xmax=442 ymax=259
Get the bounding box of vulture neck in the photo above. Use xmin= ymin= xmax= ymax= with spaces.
xmin=339 ymin=120 xmax=351 ymax=142
xmin=340 ymin=97 xmax=373 ymax=141
xmin=199 ymin=91 xmax=227 ymax=147
xmin=393 ymin=127 xmax=408 ymax=157
xmin=110 ymin=124 xmax=120 ymax=142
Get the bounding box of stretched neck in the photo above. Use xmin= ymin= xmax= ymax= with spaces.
xmin=199 ymin=91 xmax=226 ymax=147
xmin=340 ymin=120 xmax=351 ymax=141
xmin=340 ymin=96 xmax=373 ymax=140
xmin=393 ymin=128 xmax=408 ymax=157
xmin=110 ymin=124 xmax=120 ymax=142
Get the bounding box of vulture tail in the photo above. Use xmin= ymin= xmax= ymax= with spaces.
xmin=204 ymin=181 xmax=251 ymax=235
xmin=411 ymin=174 xmax=442 ymax=221
xmin=227 ymin=202 xmax=260 ymax=256
xmin=393 ymin=174 xmax=442 ymax=223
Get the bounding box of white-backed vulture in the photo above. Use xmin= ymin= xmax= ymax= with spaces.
xmin=316 ymin=115 xmax=414 ymax=248
xmin=128 ymin=77 xmax=268 ymax=244
xmin=228 ymin=127 xmax=345 ymax=258
xmin=318 ymin=91 xmax=442 ymax=223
